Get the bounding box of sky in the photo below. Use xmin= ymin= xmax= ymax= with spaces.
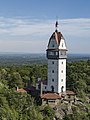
xmin=0 ymin=0 xmax=90 ymax=54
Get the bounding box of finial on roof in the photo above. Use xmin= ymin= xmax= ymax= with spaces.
xmin=55 ymin=21 xmax=59 ymax=32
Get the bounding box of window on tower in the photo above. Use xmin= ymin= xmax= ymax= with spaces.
xmin=61 ymin=86 xmax=64 ymax=92
xmin=51 ymin=86 xmax=54 ymax=92
xmin=61 ymin=79 xmax=63 ymax=82
xmin=61 ymin=70 xmax=63 ymax=73
xmin=64 ymin=51 xmax=66 ymax=55
xmin=49 ymin=51 xmax=54 ymax=55
xmin=52 ymin=44 xmax=54 ymax=47
xmin=52 ymin=61 xmax=54 ymax=64
xmin=45 ymin=86 xmax=47 ymax=89
xmin=52 ymin=79 xmax=54 ymax=82
xmin=61 ymin=61 xmax=63 ymax=64
xmin=52 ymin=70 xmax=54 ymax=73
xmin=56 ymin=52 xmax=58 ymax=55
xmin=61 ymin=52 xmax=63 ymax=55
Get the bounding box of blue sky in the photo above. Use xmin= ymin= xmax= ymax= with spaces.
xmin=0 ymin=0 xmax=90 ymax=54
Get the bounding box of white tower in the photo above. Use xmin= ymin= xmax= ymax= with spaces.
xmin=47 ymin=21 xmax=67 ymax=94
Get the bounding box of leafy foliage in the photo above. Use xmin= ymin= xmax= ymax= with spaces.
xmin=67 ymin=60 xmax=90 ymax=99
xmin=44 ymin=105 xmax=55 ymax=119
xmin=0 ymin=60 xmax=90 ymax=119
xmin=0 ymin=65 xmax=47 ymax=120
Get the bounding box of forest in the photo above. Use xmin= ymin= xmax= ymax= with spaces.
xmin=0 ymin=58 xmax=90 ymax=120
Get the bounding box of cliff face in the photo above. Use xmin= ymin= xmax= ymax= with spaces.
xmin=51 ymin=99 xmax=90 ymax=120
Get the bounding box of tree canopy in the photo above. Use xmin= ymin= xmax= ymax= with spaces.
xmin=0 ymin=60 xmax=90 ymax=119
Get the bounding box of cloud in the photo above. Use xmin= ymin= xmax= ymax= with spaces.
xmin=60 ymin=18 xmax=90 ymax=37
xmin=0 ymin=17 xmax=53 ymax=36
xmin=0 ymin=17 xmax=90 ymax=37
xmin=0 ymin=17 xmax=90 ymax=53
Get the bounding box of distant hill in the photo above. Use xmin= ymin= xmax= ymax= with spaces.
xmin=0 ymin=53 xmax=90 ymax=66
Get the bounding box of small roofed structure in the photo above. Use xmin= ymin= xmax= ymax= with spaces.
xmin=36 ymin=80 xmax=47 ymax=92
xmin=40 ymin=92 xmax=61 ymax=105
xmin=40 ymin=91 xmax=76 ymax=106
xmin=61 ymin=90 xmax=76 ymax=104
xmin=36 ymin=79 xmax=76 ymax=105
xmin=66 ymin=90 xmax=76 ymax=96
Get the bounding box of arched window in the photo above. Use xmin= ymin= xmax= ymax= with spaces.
xmin=52 ymin=44 xmax=54 ymax=47
xmin=52 ymin=61 xmax=54 ymax=64
xmin=61 ymin=86 xmax=64 ymax=92
xmin=52 ymin=79 xmax=54 ymax=82
xmin=51 ymin=86 xmax=54 ymax=92
xmin=52 ymin=70 xmax=54 ymax=73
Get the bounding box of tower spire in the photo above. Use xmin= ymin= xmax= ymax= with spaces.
xmin=55 ymin=20 xmax=59 ymax=32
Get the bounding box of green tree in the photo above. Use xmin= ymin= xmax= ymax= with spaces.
xmin=43 ymin=115 xmax=50 ymax=120
xmin=44 ymin=106 xmax=55 ymax=119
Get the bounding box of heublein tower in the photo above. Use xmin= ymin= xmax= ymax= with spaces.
xmin=46 ymin=21 xmax=67 ymax=94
